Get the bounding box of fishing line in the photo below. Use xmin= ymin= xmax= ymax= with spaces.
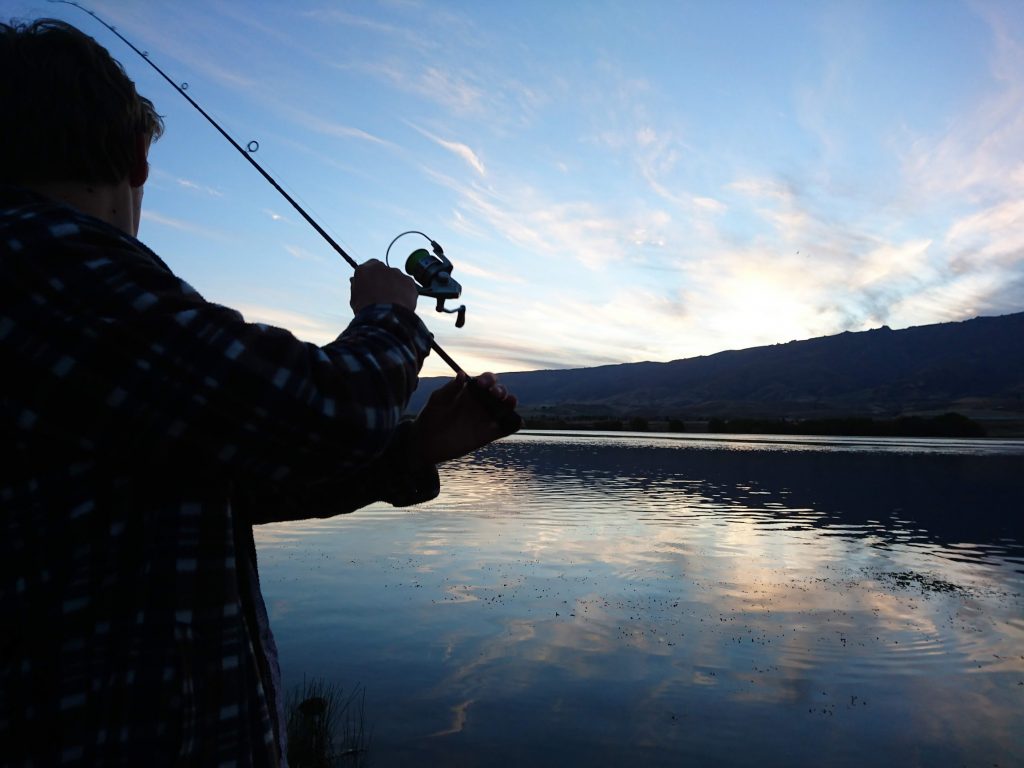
xmin=52 ymin=0 xmax=490 ymax=381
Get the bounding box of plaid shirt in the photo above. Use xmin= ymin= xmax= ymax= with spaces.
xmin=0 ymin=186 xmax=439 ymax=766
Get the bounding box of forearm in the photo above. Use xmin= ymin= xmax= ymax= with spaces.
xmin=246 ymin=419 xmax=441 ymax=524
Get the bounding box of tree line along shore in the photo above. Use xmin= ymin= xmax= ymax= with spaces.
xmin=522 ymin=412 xmax=996 ymax=438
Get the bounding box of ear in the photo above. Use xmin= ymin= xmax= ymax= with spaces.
xmin=128 ymin=133 xmax=150 ymax=188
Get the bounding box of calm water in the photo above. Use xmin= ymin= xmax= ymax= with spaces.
xmin=256 ymin=432 xmax=1024 ymax=767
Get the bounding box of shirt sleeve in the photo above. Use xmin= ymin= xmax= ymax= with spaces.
xmin=243 ymin=418 xmax=441 ymax=524
xmin=1 ymin=205 xmax=435 ymax=501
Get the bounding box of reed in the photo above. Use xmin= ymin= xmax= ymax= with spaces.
xmin=285 ymin=678 xmax=370 ymax=767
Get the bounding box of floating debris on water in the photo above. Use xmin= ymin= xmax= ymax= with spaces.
xmin=872 ymin=569 xmax=969 ymax=595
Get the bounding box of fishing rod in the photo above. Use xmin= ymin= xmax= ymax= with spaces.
xmin=54 ymin=1 xmax=521 ymax=431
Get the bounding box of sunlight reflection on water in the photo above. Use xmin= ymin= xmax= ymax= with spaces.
xmin=256 ymin=433 xmax=1024 ymax=767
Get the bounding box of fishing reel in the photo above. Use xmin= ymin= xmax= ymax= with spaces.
xmin=386 ymin=231 xmax=466 ymax=328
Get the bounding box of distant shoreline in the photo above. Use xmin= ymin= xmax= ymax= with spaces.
xmin=514 ymin=429 xmax=1024 ymax=455
xmin=520 ymin=412 xmax=1024 ymax=439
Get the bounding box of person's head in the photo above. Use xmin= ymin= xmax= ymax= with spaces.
xmin=0 ymin=18 xmax=164 ymax=189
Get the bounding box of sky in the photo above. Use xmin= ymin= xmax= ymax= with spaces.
xmin=7 ymin=0 xmax=1024 ymax=377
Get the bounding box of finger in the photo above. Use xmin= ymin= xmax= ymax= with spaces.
xmin=470 ymin=376 xmax=516 ymax=409
xmin=428 ymin=373 xmax=466 ymax=406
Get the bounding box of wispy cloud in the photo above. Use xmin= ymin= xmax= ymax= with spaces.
xmin=329 ymin=50 xmax=543 ymax=128
xmin=232 ymin=302 xmax=341 ymax=345
xmin=692 ymin=197 xmax=727 ymax=214
xmin=176 ymin=178 xmax=223 ymax=197
xmin=283 ymin=244 xmax=326 ymax=263
xmin=280 ymin=106 xmax=392 ymax=146
xmin=854 ymin=239 xmax=934 ymax=288
xmin=453 ymin=260 xmax=526 ymax=285
xmin=729 ymin=178 xmax=795 ymax=202
xmin=300 ymin=8 xmax=433 ymax=51
xmin=889 ymin=4 xmax=1024 ymax=322
xmin=346 ymin=59 xmax=494 ymax=118
xmin=899 ymin=7 xmax=1023 ymax=203
xmin=417 ymin=66 xmax=489 ymax=116
xmin=421 ymin=167 xmax=658 ymax=271
xmin=141 ymin=210 xmax=231 ymax=241
xmin=945 ymin=199 xmax=1024 ymax=270
xmin=409 ymin=123 xmax=487 ymax=175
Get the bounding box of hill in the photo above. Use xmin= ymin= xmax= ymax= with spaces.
xmin=410 ymin=311 xmax=1024 ymax=435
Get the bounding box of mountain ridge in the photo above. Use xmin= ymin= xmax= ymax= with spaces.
xmin=410 ymin=311 xmax=1024 ymax=434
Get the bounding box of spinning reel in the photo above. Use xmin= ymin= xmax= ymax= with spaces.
xmin=386 ymin=231 xmax=467 ymax=328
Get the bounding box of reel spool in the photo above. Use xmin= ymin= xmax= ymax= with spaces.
xmin=386 ymin=231 xmax=467 ymax=328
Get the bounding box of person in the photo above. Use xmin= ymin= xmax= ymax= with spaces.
xmin=0 ymin=18 xmax=519 ymax=766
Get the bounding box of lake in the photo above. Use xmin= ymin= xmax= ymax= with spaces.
xmin=255 ymin=432 xmax=1024 ymax=767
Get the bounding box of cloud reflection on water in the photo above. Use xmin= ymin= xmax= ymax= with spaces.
xmin=256 ymin=434 xmax=1023 ymax=767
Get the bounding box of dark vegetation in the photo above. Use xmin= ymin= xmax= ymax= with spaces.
xmin=707 ymin=412 xmax=986 ymax=437
xmin=525 ymin=416 xmax=654 ymax=432
xmin=286 ymin=679 xmax=369 ymax=768
xmin=523 ymin=411 xmax=986 ymax=437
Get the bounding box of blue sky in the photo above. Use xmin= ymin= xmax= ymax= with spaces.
xmin=10 ymin=0 xmax=1024 ymax=376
